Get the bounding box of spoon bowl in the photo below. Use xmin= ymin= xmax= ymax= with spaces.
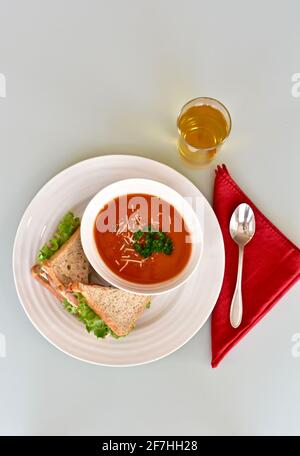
xmin=229 ymin=203 xmax=256 ymax=328
xmin=230 ymin=203 xmax=256 ymax=246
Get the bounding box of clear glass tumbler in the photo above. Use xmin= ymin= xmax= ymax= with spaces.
xmin=177 ymin=97 xmax=231 ymax=166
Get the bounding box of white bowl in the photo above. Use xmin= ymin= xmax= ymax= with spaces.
xmin=80 ymin=178 xmax=202 ymax=295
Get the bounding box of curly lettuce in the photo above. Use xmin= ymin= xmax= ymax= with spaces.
xmin=37 ymin=212 xmax=80 ymax=263
xmin=63 ymin=293 xmax=119 ymax=339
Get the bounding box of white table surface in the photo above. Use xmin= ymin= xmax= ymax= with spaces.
xmin=1 ymin=0 xmax=300 ymax=436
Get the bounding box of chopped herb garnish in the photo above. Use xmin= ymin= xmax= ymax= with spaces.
xmin=133 ymin=226 xmax=174 ymax=258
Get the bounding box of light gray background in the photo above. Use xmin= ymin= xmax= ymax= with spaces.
xmin=0 ymin=0 xmax=300 ymax=436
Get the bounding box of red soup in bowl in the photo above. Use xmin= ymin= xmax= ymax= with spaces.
xmin=94 ymin=193 xmax=192 ymax=285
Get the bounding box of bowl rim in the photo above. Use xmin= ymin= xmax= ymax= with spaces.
xmin=80 ymin=178 xmax=203 ymax=295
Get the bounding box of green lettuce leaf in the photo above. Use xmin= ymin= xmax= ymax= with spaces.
xmin=63 ymin=293 xmax=120 ymax=339
xmin=37 ymin=212 xmax=80 ymax=263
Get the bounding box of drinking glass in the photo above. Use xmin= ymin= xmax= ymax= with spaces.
xmin=177 ymin=97 xmax=231 ymax=166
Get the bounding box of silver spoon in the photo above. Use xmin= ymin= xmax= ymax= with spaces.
xmin=229 ymin=203 xmax=256 ymax=328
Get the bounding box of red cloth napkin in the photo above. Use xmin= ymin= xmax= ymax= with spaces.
xmin=211 ymin=165 xmax=300 ymax=367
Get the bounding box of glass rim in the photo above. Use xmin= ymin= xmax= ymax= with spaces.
xmin=177 ymin=96 xmax=232 ymax=151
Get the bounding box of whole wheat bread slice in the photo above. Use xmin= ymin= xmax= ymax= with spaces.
xmin=39 ymin=228 xmax=89 ymax=286
xmin=31 ymin=228 xmax=89 ymax=300
xmin=70 ymin=282 xmax=151 ymax=337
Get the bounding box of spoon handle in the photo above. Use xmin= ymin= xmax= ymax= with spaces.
xmin=230 ymin=245 xmax=244 ymax=328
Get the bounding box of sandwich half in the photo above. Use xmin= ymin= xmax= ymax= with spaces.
xmin=31 ymin=212 xmax=89 ymax=304
xmin=68 ymin=282 xmax=151 ymax=337
xmin=31 ymin=212 xmax=151 ymax=339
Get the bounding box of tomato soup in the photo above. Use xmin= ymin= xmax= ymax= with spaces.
xmin=94 ymin=194 xmax=192 ymax=284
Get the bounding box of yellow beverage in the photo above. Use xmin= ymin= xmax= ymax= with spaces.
xmin=177 ymin=98 xmax=231 ymax=166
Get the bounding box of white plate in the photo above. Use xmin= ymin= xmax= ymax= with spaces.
xmin=13 ymin=155 xmax=225 ymax=366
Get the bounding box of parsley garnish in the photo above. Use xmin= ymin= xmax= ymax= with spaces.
xmin=133 ymin=226 xmax=173 ymax=258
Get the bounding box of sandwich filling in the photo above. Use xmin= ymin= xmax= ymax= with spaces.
xmin=63 ymin=293 xmax=119 ymax=339
xmin=37 ymin=212 xmax=80 ymax=262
